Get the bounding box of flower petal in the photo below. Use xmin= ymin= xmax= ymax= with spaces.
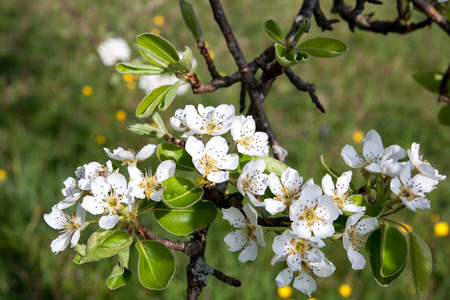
xmin=238 ymin=240 xmax=257 ymax=262
xmin=99 ymin=215 xmax=119 ymax=229
xmin=135 ymin=144 xmax=156 ymax=161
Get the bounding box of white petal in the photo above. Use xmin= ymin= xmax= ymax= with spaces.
xmin=219 ymin=153 xmax=239 ymax=171
xmin=300 ymin=185 xmax=323 ymax=203
xmin=341 ymin=145 xmax=363 ymax=168
xmin=356 ymin=217 xmax=378 ymax=234
xmin=207 ymin=170 xmax=229 ymax=183
xmin=390 ymin=177 xmax=402 ymax=195
xmin=282 ymin=167 xmax=302 ymax=190
xmin=264 ymin=198 xmax=286 ymax=215
xmin=312 ymin=222 xmax=335 ymax=239
xmin=385 ymin=145 xmax=406 ymax=161
xmin=70 ymin=229 xmax=81 ymax=248
xmin=347 ymin=248 xmax=366 ymax=270
xmin=310 ymin=258 xmax=336 ymax=277
xmin=135 ymin=144 xmax=156 ymax=161
xmin=224 ymin=230 xmax=247 ymax=251
xmin=268 ymin=173 xmax=283 ymax=195
xmin=292 ymin=220 xmax=312 ymax=239
xmin=156 ymin=160 xmax=176 ymax=182
xmin=57 ymin=197 xmax=79 ymax=210
xmin=81 ymin=195 xmax=105 ymax=215
xmin=364 ymin=129 xmax=382 ymax=146
xmin=363 ymin=140 xmax=384 ymax=163
xmin=185 ymin=136 xmax=205 ymax=160
xmin=149 ymin=188 xmax=164 ymax=202
xmin=231 ymin=116 xmax=246 ymax=140
xmin=90 ymin=176 xmax=109 ymax=199
xmin=287 ymin=252 xmax=303 ymax=272
xmin=272 ymin=232 xmax=293 ymax=256
xmin=222 ymin=207 xmax=245 ymax=228
xmin=50 ymin=234 xmax=71 ymax=254
xmin=254 ymin=226 xmax=265 ymax=247
xmin=127 ymin=165 xmax=144 ymax=182
xmin=243 ymin=203 xmax=258 ymax=225
xmin=346 ymin=212 xmax=364 ymax=228
xmin=44 ymin=206 xmax=67 ymax=230
xmin=99 ymin=215 xmax=119 ymax=229
xmin=206 ymin=136 xmax=229 ymax=160
xmin=76 ymin=204 xmax=86 ymax=224
xmin=238 ymin=240 xmax=257 ymax=262
xmin=275 ymin=268 xmax=293 ymax=288
xmin=104 ymin=147 xmax=124 ymax=160
xmin=107 ymin=173 xmax=128 ymax=195
xmin=336 ymin=171 xmax=352 ymax=195
xmin=293 ymin=272 xmax=316 ymax=297
xmin=321 ymin=174 xmax=335 ymax=196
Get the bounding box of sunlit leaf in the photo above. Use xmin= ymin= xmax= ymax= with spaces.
xmin=115 ymin=62 xmax=165 ymax=75
xmin=106 ymin=248 xmax=132 ymax=290
xmin=409 ymin=232 xmax=432 ymax=297
xmin=136 ymin=33 xmax=180 ymax=69
xmin=162 ymin=176 xmax=203 ymax=208
xmin=297 ymin=37 xmax=348 ymax=57
xmin=136 ymin=85 xmax=171 ymax=118
xmin=179 ymin=0 xmax=203 ymax=40
xmin=264 ymin=19 xmax=285 ymax=44
xmin=157 ymin=143 xmax=196 ymax=172
xmin=154 ymin=201 xmax=217 ymax=235
xmin=136 ymin=241 xmax=175 ymax=290
xmin=291 ymin=18 xmax=309 ymax=44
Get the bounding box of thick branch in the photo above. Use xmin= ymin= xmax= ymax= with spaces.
xmin=258 ymin=216 xmax=292 ymax=227
xmin=285 ymin=68 xmax=325 ymax=113
xmin=410 ymin=0 xmax=450 ymax=36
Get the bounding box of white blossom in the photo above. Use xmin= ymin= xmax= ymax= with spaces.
xmin=128 ymin=160 xmax=176 ymax=201
xmin=390 ymin=162 xmax=438 ymax=212
xmin=222 ymin=203 xmax=265 ymax=263
xmin=272 ymin=230 xmax=325 ymax=271
xmin=97 ymin=37 xmax=131 ymax=66
xmin=185 ymin=136 xmax=238 ymax=183
xmin=104 ymin=144 xmax=156 ymax=166
xmin=289 ymin=185 xmax=340 ymax=239
xmin=81 ymin=173 xmax=131 ymax=229
xmin=44 ymin=205 xmax=85 ymax=254
xmin=231 ymin=115 xmax=269 ymax=156
xmin=343 ymin=212 xmax=378 ymax=270
xmin=170 ymin=105 xmax=197 ymax=138
xmin=186 ymin=104 xmax=235 ymax=136
xmin=407 ymin=142 xmax=446 ymax=181
xmin=341 ymin=129 xmax=406 ymax=177
xmin=321 ymin=172 xmax=365 ymax=214
xmin=264 ymin=167 xmax=313 ymax=215
xmin=237 ymin=159 xmax=269 ymax=207
xmin=275 ymin=258 xmax=336 ymax=297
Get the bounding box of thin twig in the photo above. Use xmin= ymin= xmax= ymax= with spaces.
xmin=409 ymin=0 xmax=450 ymax=36
xmin=285 ymin=68 xmax=325 ymax=113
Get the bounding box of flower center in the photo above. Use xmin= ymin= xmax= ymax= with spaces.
xmin=241 ymin=174 xmax=258 ymax=193
xmin=202 ymin=116 xmax=221 ymax=135
xmin=200 ymin=154 xmax=219 ymax=175
xmin=106 ymin=192 xmax=124 ymax=215
xmin=238 ymin=136 xmax=255 ymax=150
xmin=332 ymin=191 xmax=351 ymax=210
xmin=347 ymin=226 xmax=365 ymax=251
xmin=299 ymin=205 xmax=323 ymax=227
xmin=274 ymin=186 xmax=300 ymax=208
xmin=290 ymin=238 xmax=311 ymax=260
xmin=139 ymin=175 xmax=161 ymax=199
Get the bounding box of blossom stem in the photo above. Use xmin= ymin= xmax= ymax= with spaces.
xmin=380 ymin=204 xmax=406 ymax=218
xmin=383 ymin=218 xmax=411 ymax=233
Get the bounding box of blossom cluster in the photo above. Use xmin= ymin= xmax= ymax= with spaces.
xmin=44 ymin=145 xmax=175 ymax=253
xmin=44 ymin=103 xmax=445 ymax=297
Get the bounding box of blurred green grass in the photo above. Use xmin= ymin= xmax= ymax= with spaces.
xmin=0 ymin=0 xmax=449 ymax=299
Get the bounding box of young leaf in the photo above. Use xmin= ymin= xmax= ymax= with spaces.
xmin=291 ymin=18 xmax=309 ymax=45
xmin=174 ymin=46 xmax=193 ymax=72
xmin=274 ymin=43 xmax=297 ymax=67
xmin=136 ymin=33 xmax=180 ymax=68
xmin=136 ymin=241 xmax=175 ymax=290
xmin=413 ymin=72 xmax=449 ymax=94
xmin=320 ymin=154 xmax=341 ymax=179
xmin=264 ymin=19 xmax=285 ymax=44
xmin=365 ymin=225 xmax=407 ymax=286
xmin=409 ymin=232 xmax=432 ymax=298
xmin=297 ymin=37 xmax=348 ymax=57
xmin=74 ymin=230 xmax=133 ymax=264
xmin=158 ymin=81 xmax=180 ymax=111
xmin=162 ymin=176 xmax=203 ymax=208
xmin=106 ymin=248 xmax=132 ymax=290
xmin=157 ymin=143 xmax=196 ymax=171
xmin=152 ymin=112 xmax=168 ymax=133
xmin=127 ymin=123 xmax=166 ymax=139
xmin=136 ymin=85 xmax=171 ymax=118
xmin=115 ymin=62 xmax=165 ymax=75
xmin=154 ymin=201 xmax=217 ymax=236
xmin=179 ymin=0 xmax=203 ymax=40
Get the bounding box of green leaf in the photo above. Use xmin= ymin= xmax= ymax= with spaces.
xmin=409 ymin=232 xmax=432 ymax=297
xmin=115 ymin=62 xmax=165 ymax=75
xmin=154 ymin=201 xmax=217 ymax=235
xmin=152 ymin=112 xmax=168 ymax=132
xmin=320 ymin=154 xmax=341 ymax=180
xmin=233 ymin=155 xmax=288 ymax=178
xmin=366 ymin=225 xmax=407 ymax=286
xmin=106 ymin=248 xmax=132 ymax=290
xmin=297 ymin=37 xmax=348 ymax=57
xmin=74 ymin=229 xmax=133 ymax=264
xmin=274 ymin=44 xmax=308 ymax=67
xmin=162 ymin=176 xmax=203 ymax=208
xmin=438 ymin=105 xmax=450 ymax=126
xmin=136 ymin=33 xmax=180 ymax=68
xmin=179 ymin=0 xmax=203 ymax=40
xmin=127 ymin=123 xmax=166 ymax=139
xmin=264 ymin=19 xmax=285 ymax=44
xmin=157 ymin=143 xmax=196 ymax=172
xmin=174 ymin=46 xmax=193 ymax=72
xmin=413 ymin=72 xmax=449 ymax=94
xmin=291 ymin=18 xmax=309 ymax=44
xmin=136 ymin=241 xmax=175 ymax=290
xmin=158 ymin=81 xmax=180 ymax=111
xmin=136 ymin=85 xmax=171 ymax=118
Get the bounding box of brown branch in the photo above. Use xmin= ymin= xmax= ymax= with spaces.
xmin=314 ymin=2 xmax=340 ymax=31
xmin=285 ymin=68 xmax=325 ymax=113
xmin=439 ymin=63 xmax=450 ymax=104
xmin=332 ymin=0 xmax=433 ymax=34
xmin=258 ymin=216 xmax=292 ymax=227
xmin=409 ymin=0 xmax=450 ymax=36
xmin=197 ymin=38 xmax=221 ymax=79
